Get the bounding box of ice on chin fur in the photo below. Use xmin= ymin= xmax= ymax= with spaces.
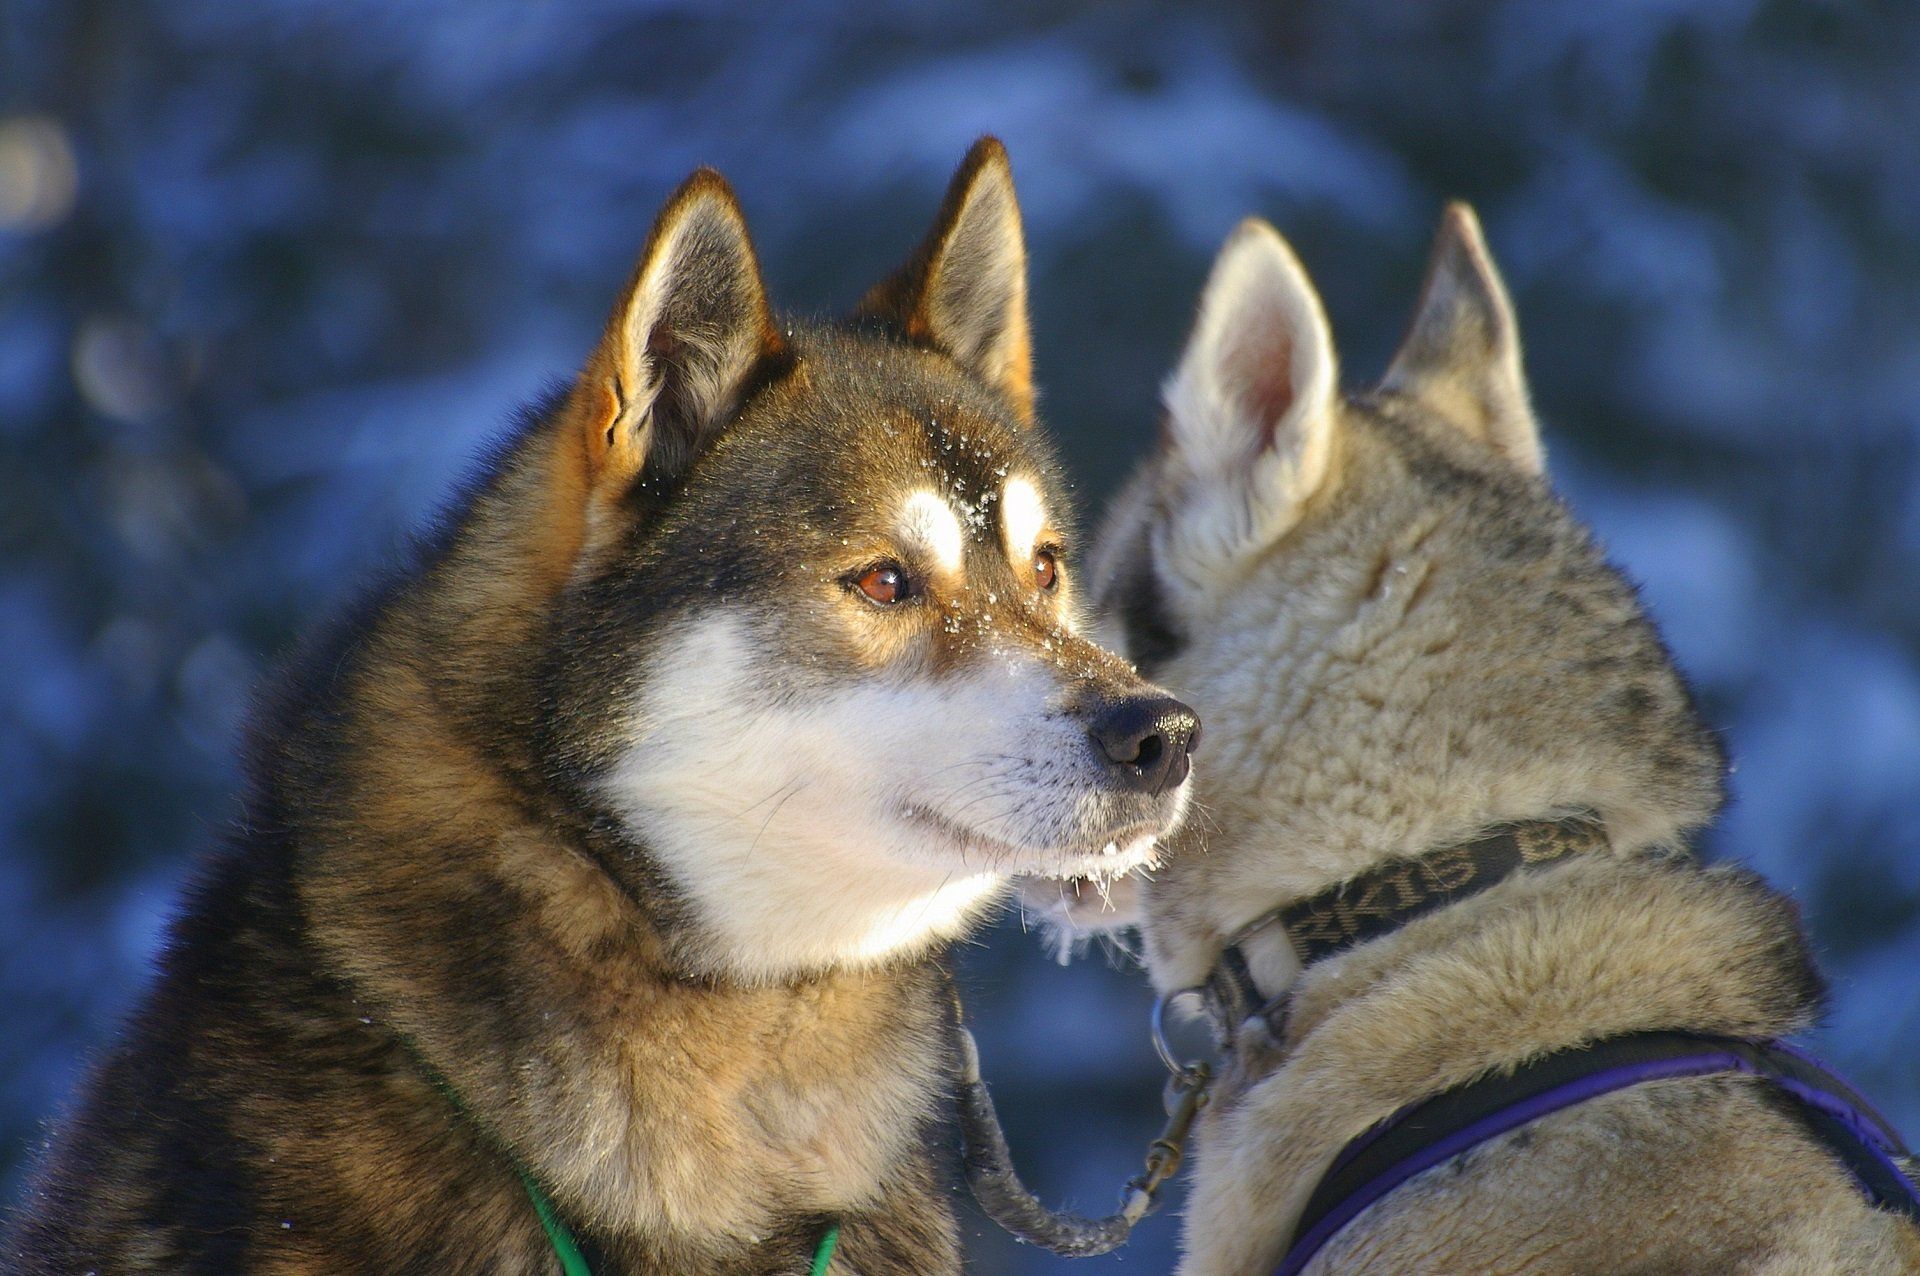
xmin=598 ymin=610 xmax=1180 ymax=981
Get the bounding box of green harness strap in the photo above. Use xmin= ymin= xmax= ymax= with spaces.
xmin=511 ymin=1170 xmax=836 ymax=1276
xmin=514 ymin=1166 xmax=593 ymax=1276
xmin=809 ymin=1222 xmax=842 ymax=1276
xmin=408 ymin=1043 xmax=836 ymax=1274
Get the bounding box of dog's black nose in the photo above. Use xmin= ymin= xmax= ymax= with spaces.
xmin=1088 ymin=695 xmax=1199 ymax=793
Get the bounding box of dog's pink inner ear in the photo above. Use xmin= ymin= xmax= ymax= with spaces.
xmin=1155 ymin=218 xmax=1341 ymax=570
xmin=1166 ymin=218 xmax=1337 ymax=476
xmin=1227 ymin=326 xmax=1296 ymax=453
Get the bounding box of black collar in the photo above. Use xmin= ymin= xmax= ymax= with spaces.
xmin=1202 ymin=815 xmax=1612 ymax=1039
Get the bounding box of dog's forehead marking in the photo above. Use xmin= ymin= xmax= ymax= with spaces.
xmin=1002 ymin=476 xmax=1047 ymax=558
xmin=899 ymin=489 xmax=966 ymax=573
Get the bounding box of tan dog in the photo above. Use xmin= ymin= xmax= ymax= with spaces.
xmin=1079 ymin=206 xmax=1920 ymax=1273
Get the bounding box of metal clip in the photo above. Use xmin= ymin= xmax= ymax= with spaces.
xmin=956 ymin=990 xmax=1218 ymax=1253
xmin=1152 ymin=987 xmax=1210 ymax=1087
xmin=1101 ymin=989 xmax=1216 ymax=1225
xmin=1127 ymin=1058 xmax=1211 ymax=1212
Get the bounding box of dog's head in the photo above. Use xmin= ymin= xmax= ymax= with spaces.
xmin=1091 ymin=207 xmax=1725 ymax=992
xmin=523 ymin=141 xmax=1194 ymax=981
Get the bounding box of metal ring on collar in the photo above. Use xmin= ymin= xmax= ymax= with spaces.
xmin=1151 ymin=986 xmax=1209 ymax=1080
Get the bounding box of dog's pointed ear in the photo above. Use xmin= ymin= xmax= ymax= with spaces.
xmin=1159 ymin=218 xmax=1339 ymax=574
xmin=579 ymin=169 xmax=783 ymax=497
xmin=857 ymin=137 xmax=1034 ymax=422
xmin=1382 ymin=203 xmax=1543 ymax=474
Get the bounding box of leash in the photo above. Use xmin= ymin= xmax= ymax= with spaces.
xmin=1275 ymin=1031 xmax=1920 ymax=1274
xmin=953 ymin=819 xmax=1605 ymax=1259
xmin=952 ymin=987 xmax=1211 ymax=1256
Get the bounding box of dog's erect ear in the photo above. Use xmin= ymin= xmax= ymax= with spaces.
xmin=580 ymin=169 xmax=783 ymax=496
xmin=1382 ymin=203 xmax=1543 ymax=474
xmin=857 ymin=137 xmax=1034 ymax=422
xmin=1159 ymin=218 xmax=1339 ymax=577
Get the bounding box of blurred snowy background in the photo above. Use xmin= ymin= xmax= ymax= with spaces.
xmin=4 ymin=1 xmax=1919 ymax=1269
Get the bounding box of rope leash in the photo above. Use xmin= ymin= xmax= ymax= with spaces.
xmin=952 ymin=997 xmax=1211 ymax=1256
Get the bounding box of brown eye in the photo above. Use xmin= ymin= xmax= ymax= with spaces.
xmin=855 ymin=564 xmax=910 ymax=605
xmin=1033 ymin=548 xmax=1059 ymax=592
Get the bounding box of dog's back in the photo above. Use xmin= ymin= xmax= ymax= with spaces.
xmin=1316 ymin=1065 xmax=1920 ymax=1272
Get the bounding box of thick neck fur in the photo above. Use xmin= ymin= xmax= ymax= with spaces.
xmin=1129 ymin=403 xmax=1726 ymax=997
xmin=1178 ymin=854 xmax=1823 ymax=1274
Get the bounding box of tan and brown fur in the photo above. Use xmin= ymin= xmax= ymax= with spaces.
xmin=1083 ymin=207 xmax=1920 ymax=1273
xmin=5 ymin=141 xmax=1196 ymax=1274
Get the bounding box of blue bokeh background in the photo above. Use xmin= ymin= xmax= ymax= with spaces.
xmin=4 ymin=3 xmax=1919 ymax=1270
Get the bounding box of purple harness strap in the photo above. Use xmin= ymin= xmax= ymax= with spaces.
xmin=1275 ymin=1033 xmax=1920 ymax=1275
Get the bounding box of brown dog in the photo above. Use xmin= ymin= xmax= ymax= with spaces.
xmin=5 ymin=140 xmax=1196 ymax=1274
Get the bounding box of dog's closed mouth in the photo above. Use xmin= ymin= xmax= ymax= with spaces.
xmin=902 ymin=804 xmax=1164 ymax=878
